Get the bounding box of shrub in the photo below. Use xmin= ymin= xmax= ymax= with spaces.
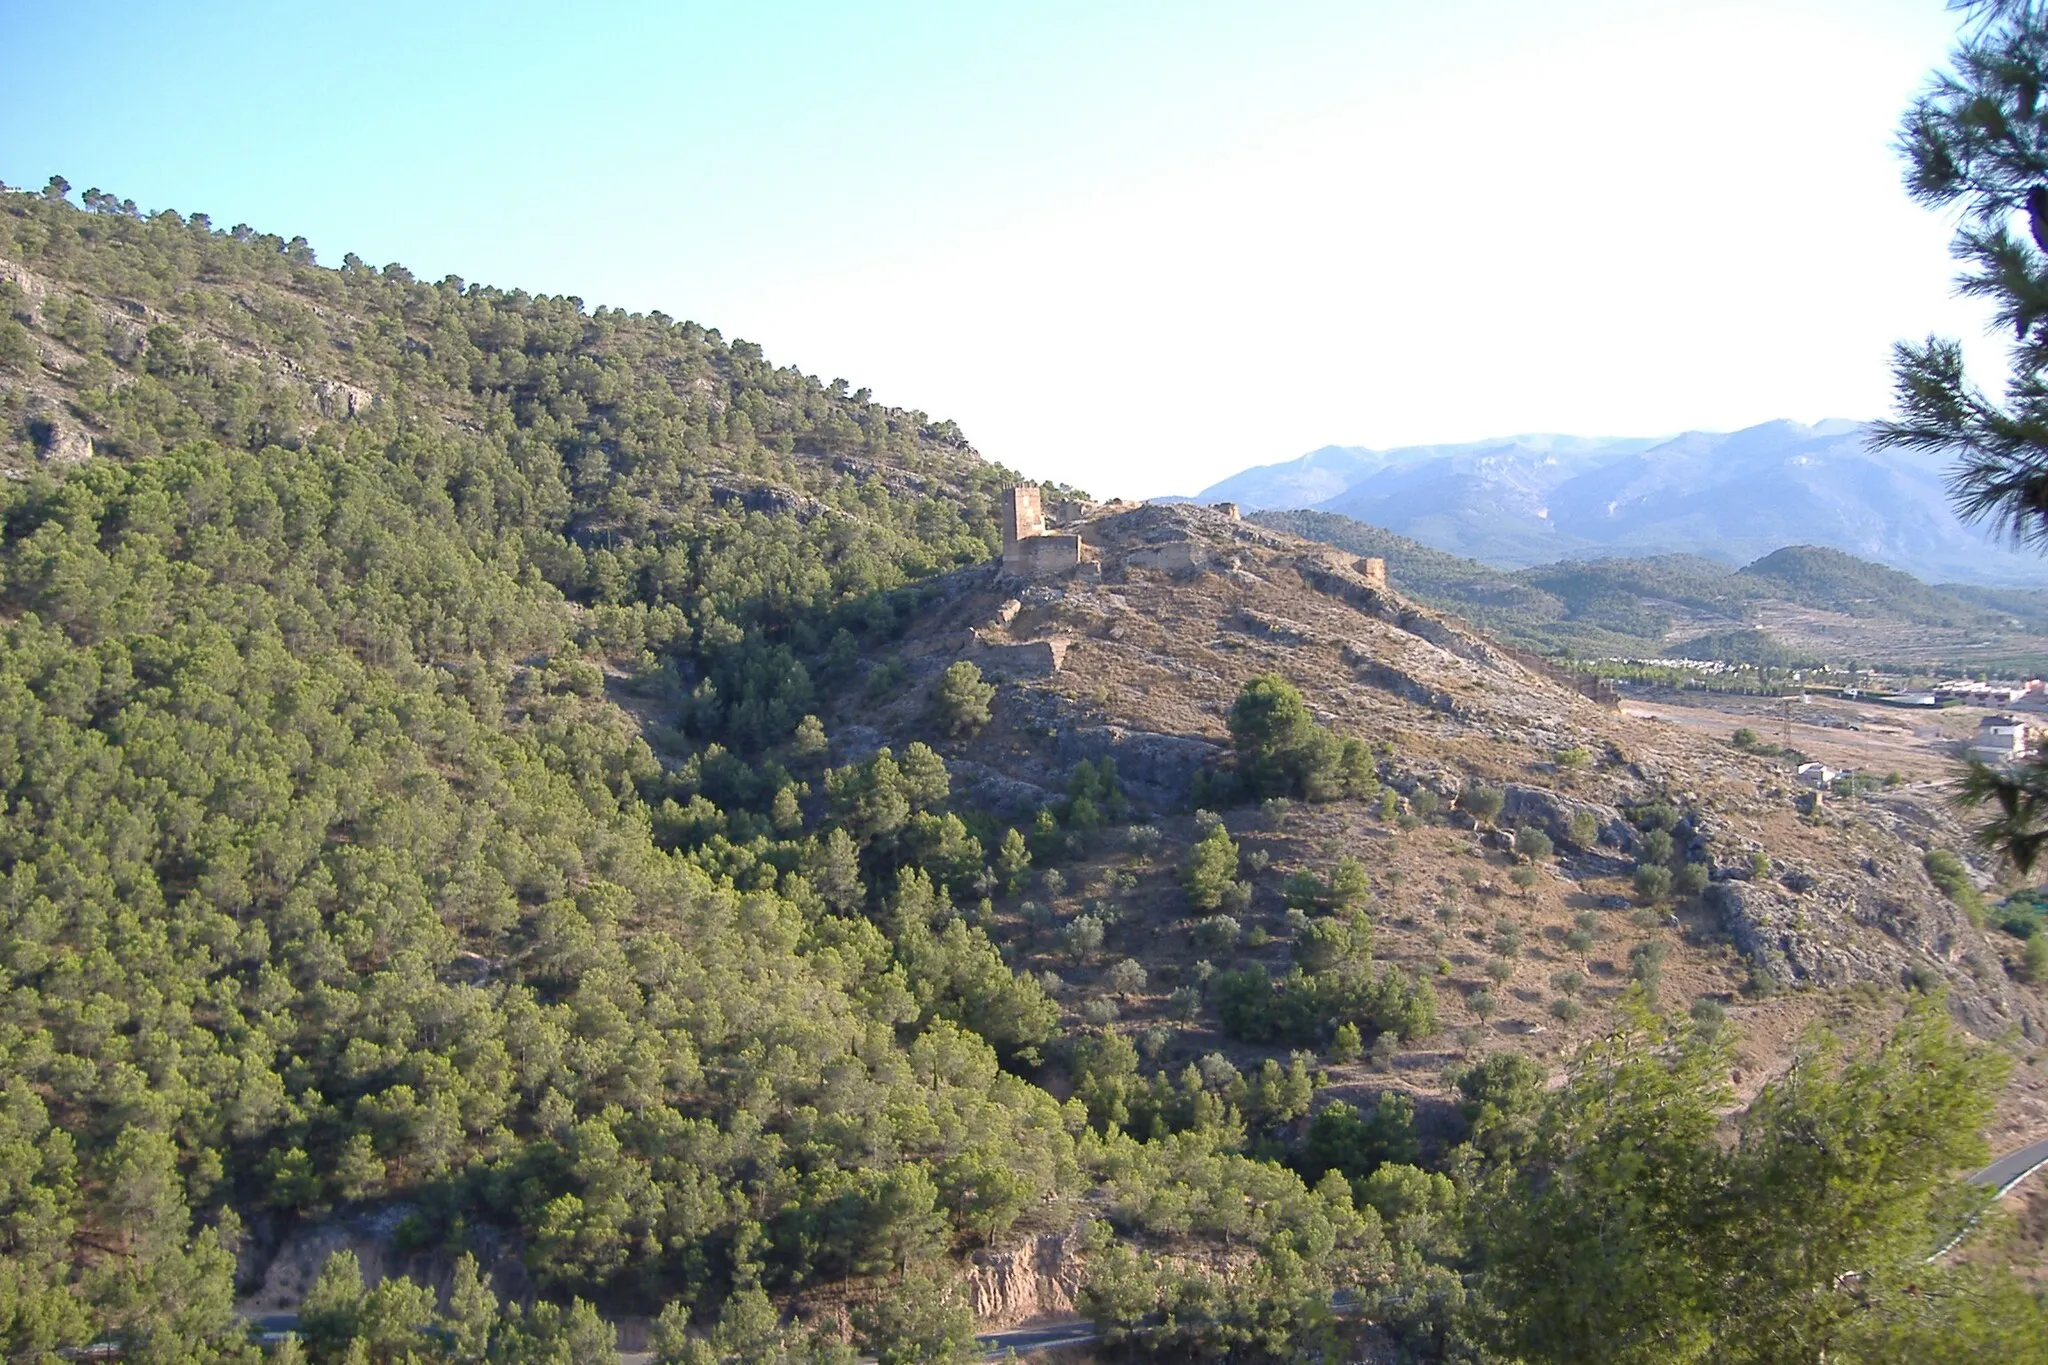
xmin=1552 ymin=970 xmax=1585 ymax=996
xmin=1191 ymin=915 xmax=1241 ymax=953
xmin=1628 ymin=941 xmax=1668 ymax=993
xmin=1732 ymin=726 xmax=1760 ymax=750
xmin=1923 ymin=850 xmax=1985 ymax=924
xmin=933 ymin=660 xmax=996 ymax=736
xmin=1283 ymin=870 xmax=1325 ymax=911
xmin=0 ymin=318 xmax=34 ymax=373
xmin=1062 ymin=914 xmax=1105 ymax=963
xmin=1674 ymin=861 xmax=1710 ymax=897
xmin=1127 ymin=824 xmax=1163 ymax=856
xmin=1564 ymin=927 xmax=1594 ymax=953
xmin=1107 ymin=958 xmax=1148 ymax=997
xmin=1485 ymin=957 xmax=1514 ymax=985
xmin=1640 ymin=828 xmax=1675 ymax=867
xmin=1509 ymin=865 xmax=1540 ymax=891
xmin=1513 ymin=826 xmax=1554 ymax=862
xmin=1469 ymin=990 xmax=1498 ymax=1020
xmin=1184 ymin=825 xmax=1240 ymax=912
xmin=1567 ymin=809 xmax=1600 ymax=849
xmin=1633 ymin=863 xmax=1673 ymax=905
xmin=1461 ymin=784 xmax=1506 ymax=826
xmin=1410 ymin=788 xmax=1440 ymax=819
xmin=1330 ymin=1021 xmax=1363 ymax=1062
xmin=1167 ymin=986 xmax=1202 ymax=1020
xmin=1550 ymin=996 xmax=1582 ymax=1025
xmin=2026 ymin=934 xmax=2048 ymax=984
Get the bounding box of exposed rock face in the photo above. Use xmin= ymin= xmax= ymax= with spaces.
xmin=1707 ymin=873 xmax=2023 ymax=1034
xmin=1125 ymin=540 xmax=1208 ymax=572
xmin=965 ymin=1228 xmax=1086 ymax=1329
xmin=237 ymin=1204 xmax=529 ymax=1313
xmin=1498 ymin=783 xmax=1638 ymax=855
xmin=313 ymin=378 xmax=375 ymax=420
xmin=945 ymin=760 xmax=1054 ymax=821
xmin=1053 ymin=724 xmax=1223 ymax=812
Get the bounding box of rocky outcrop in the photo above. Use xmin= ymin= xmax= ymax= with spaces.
xmin=1053 ymin=724 xmax=1222 ymax=811
xmin=237 ymin=1204 xmax=529 ymax=1313
xmin=1498 ymin=784 xmax=1637 ymax=855
xmin=1707 ymin=873 xmax=2024 ymax=1035
xmin=1124 ymin=540 xmax=1208 ymax=573
xmin=965 ymin=1228 xmax=1086 ymax=1329
xmin=313 ymin=378 xmax=375 ymax=420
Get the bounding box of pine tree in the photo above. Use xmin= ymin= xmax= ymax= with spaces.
xmin=1880 ymin=1 xmax=2048 ymax=869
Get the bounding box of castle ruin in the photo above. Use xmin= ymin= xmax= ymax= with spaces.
xmin=1001 ymin=485 xmax=1085 ymax=576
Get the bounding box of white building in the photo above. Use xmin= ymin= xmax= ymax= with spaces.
xmin=1969 ymin=714 xmax=2029 ymax=764
xmin=1796 ymin=762 xmax=1839 ymax=788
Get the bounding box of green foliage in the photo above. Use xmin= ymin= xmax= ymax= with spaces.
xmin=1225 ymin=674 xmax=1376 ymax=803
xmin=1182 ymin=821 xmax=1240 ymax=911
xmin=1213 ymin=959 xmax=1435 ymax=1048
xmin=1634 ymin=862 xmax=1674 ymax=904
xmin=1925 ymin=848 xmax=1986 ymax=923
xmin=1460 ymin=783 xmax=1506 ymax=826
xmin=1476 ymin=994 xmax=2017 ymax=1363
xmin=1302 ymin=1092 xmax=1419 ymax=1184
xmin=1283 ymin=856 xmax=1370 ymax=913
xmin=1513 ymin=825 xmax=1554 ymax=862
xmin=852 ymin=1269 xmax=978 ymax=1365
xmin=932 ymin=660 xmax=994 ymax=736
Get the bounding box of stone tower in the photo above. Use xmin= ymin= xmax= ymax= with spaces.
xmin=1361 ymin=557 xmax=1387 ymax=589
xmin=1000 ymin=485 xmax=1083 ymax=576
xmin=1002 ymin=486 xmax=1046 ymax=553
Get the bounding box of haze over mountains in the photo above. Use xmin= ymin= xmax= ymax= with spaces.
xmin=1192 ymin=419 xmax=2048 ymax=587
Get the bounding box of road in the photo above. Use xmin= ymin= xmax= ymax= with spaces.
xmin=1966 ymin=1136 xmax=2048 ymax=1197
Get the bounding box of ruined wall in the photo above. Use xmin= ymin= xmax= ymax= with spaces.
xmin=1360 ymin=556 xmax=1386 ymax=589
xmin=1003 ymin=533 xmax=1083 ymax=576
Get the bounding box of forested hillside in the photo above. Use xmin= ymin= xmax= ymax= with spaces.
xmin=4 ymin=180 xmax=2047 ymax=1362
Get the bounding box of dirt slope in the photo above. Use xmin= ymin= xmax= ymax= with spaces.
xmin=826 ymin=498 xmax=2048 ymax=1140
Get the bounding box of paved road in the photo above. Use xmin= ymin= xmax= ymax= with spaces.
xmin=976 ymin=1320 xmax=1097 ymax=1357
xmin=1966 ymin=1136 xmax=2048 ymax=1196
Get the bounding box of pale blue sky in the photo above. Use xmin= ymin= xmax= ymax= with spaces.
xmin=0 ymin=1 xmax=1996 ymax=496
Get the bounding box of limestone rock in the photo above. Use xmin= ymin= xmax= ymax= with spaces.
xmin=965 ymin=1228 xmax=1086 ymax=1329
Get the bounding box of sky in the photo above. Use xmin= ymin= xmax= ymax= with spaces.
xmin=0 ymin=0 xmax=2002 ymax=498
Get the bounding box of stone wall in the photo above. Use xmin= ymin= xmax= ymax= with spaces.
xmin=1003 ymin=533 xmax=1083 ymax=576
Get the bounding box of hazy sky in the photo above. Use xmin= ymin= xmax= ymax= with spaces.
xmin=0 ymin=1 xmax=2000 ymax=497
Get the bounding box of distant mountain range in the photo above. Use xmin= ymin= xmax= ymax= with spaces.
xmin=1191 ymin=420 xmax=2048 ymax=587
